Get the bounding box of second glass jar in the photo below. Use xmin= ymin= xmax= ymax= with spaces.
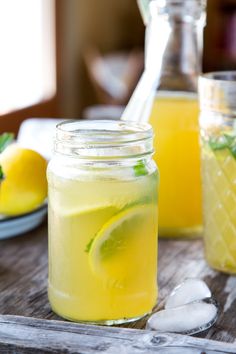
xmin=200 ymin=72 xmax=236 ymax=274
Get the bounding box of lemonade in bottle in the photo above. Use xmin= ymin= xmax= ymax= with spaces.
xmin=200 ymin=72 xmax=236 ymax=273
xmin=47 ymin=120 xmax=158 ymax=323
xmin=149 ymin=92 xmax=202 ymax=236
xmin=139 ymin=0 xmax=205 ymax=237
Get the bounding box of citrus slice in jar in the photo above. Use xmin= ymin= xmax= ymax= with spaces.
xmin=89 ymin=204 xmax=157 ymax=287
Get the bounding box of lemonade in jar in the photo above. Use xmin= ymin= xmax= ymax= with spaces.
xmin=200 ymin=72 xmax=236 ymax=273
xmin=47 ymin=120 xmax=158 ymax=324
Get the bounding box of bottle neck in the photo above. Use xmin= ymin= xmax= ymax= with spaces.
xmin=160 ymin=20 xmax=201 ymax=91
xmin=199 ymin=72 xmax=236 ymax=117
xmin=145 ymin=1 xmax=205 ymax=92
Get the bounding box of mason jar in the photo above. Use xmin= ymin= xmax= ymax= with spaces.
xmin=47 ymin=120 xmax=159 ymax=324
xmin=199 ymin=72 xmax=236 ymax=273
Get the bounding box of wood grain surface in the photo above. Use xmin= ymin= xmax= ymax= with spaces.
xmin=0 ymin=315 xmax=236 ymax=354
xmin=0 ymin=222 xmax=236 ymax=352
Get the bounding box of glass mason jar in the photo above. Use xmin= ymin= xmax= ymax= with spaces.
xmin=200 ymin=72 xmax=236 ymax=274
xmin=145 ymin=0 xmax=205 ymax=237
xmin=47 ymin=120 xmax=159 ymax=324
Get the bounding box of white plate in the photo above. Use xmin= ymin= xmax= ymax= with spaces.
xmin=0 ymin=204 xmax=47 ymax=240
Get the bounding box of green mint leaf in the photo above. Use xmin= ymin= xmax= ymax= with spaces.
xmin=134 ymin=160 xmax=148 ymax=177
xmin=0 ymin=165 xmax=4 ymax=181
xmin=0 ymin=133 xmax=14 ymax=153
xmin=209 ymin=133 xmax=236 ymax=159
xmin=85 ymin=238 xmax=94 ymax=253
xmin=230 ymin=144 xmax=236 ymax=159
xmin=208 ymin=136 xmax=228 ymax=151
xmin=223 ymin=134 xmax=235 ymax=146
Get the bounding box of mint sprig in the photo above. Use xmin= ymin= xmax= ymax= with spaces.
xmin=85 ymin=238 xmax=94 ymax=253
xmin=0 ymin=133 xmax=14 ymax=183
xmin=0 ymin=133 xmax=14 ymax=153
xmin=209 ymin=133 xmax=236 ymax=159
xmin=134 ymin=160 xmax=148 ymax=177
xmin=0 ymin=165 xmax=4 ymax=182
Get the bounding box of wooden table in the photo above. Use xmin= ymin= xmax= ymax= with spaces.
xmin=1 ymin=222 xmax=236 ymax=353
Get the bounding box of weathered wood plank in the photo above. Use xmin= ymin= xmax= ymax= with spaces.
xmin=1 ymin=224 xmax=236 ymax=345
xmin=0 ymin=315 xmax=236 ymax=354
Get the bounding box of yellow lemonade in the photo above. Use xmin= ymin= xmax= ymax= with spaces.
xmin=48 ymin=170 xmax=158 ymax=323
xmin=149 ymin=92 xmax=202 ymax=237
xmin=202 ymin=139 xmax=236 ymax=273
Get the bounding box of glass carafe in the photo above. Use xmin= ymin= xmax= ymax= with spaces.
xmin=146 ymin=0 xmax=205 ymax=237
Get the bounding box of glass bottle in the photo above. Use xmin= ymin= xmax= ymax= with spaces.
xmin=47 ymin=120 xmax=159 ymax=324
xmin=200 ymin=72 xmax=236 ymax=273
xmin=146 ymin=0 xmax=206 ymax=237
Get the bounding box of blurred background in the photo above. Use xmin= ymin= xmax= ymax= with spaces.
xmin=0 ymin=0 xmax=236 ymax=134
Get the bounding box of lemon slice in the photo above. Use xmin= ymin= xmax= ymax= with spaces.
xmin=51 ymin=204 xmax=118 ymax=252
xmin=89 ymin=204 xmax=157 ymax=284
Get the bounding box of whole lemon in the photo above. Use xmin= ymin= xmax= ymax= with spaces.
xmin=0 ymin=144 xmax=47 ymax=216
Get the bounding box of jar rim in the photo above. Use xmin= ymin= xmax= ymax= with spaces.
xmin=56 ymin=119 xmax=152 ymax=141
xmin=199 ymin=71 xmax=236 ymax=115
xmin=150 ymin=0 xmax=206 ymax=5
xmin=54 ymin=119 xmax=154 ymax=160
xmin=200 ymin=71 xmax=236 ymax=84
xmin=150 ymin=0 xmax=206 ymax=18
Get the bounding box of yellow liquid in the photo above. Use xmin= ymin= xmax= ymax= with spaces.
xmin=149 ymin=92 xmax=202 ymax=237
xmin=48 ymin=171 xmax=158 ymax=323
xmin=202 ymin=146 xmax=236 ymax=273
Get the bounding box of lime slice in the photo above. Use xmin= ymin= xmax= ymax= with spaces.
xmin=89 ymin=204 xmax=157 ymax=284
